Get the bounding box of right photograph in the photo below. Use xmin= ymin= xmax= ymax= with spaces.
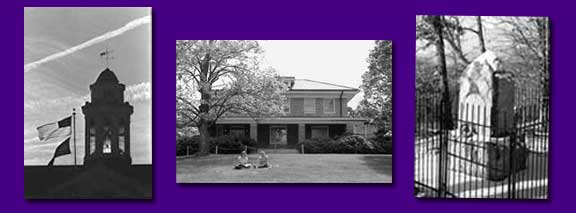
xmin=414 ymin=16 xmax=549 ymax=199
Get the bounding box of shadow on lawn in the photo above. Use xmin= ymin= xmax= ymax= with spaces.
xmin=360 ymin=155 xmax=392 ymax=175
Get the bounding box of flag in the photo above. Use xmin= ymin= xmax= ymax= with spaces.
xmin=47 ymin=137 xmax=72 ymax=166
xmin=37 ymin=116 xmax=71 ymax=142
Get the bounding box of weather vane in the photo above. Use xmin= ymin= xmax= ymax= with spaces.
xmin=99 ymin=45 xmax=115 ymax=69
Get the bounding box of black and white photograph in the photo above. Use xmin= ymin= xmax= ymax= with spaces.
xmin=176 ymin=40 xmax=392 ymax=183
xmin=24 ymin=7 xmax=152 ymax=199
xmin=414 ymin=16 xmax=549 ymax=199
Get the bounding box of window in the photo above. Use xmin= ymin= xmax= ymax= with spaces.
xmin=270 ymin=126 xmax=288 ymax=145
xmin=283 ymin=98 xmax=291 ymax=113
xmin=304 ymin=98 xmax=315 ymax=113
xmin=119 ymin=125 xmax=126 ymax=154
xmin=323 ymin=99 xmax=335 ymax=114
xmin=89 ymin=127 xmax=96 ymax=154
xmin=230 ymin=126 xmax=245 ymax=137
xmin=103 ymin=127 xmax=112 ymax=154
xmin=310 ymin=126 xmax=329 ymax=139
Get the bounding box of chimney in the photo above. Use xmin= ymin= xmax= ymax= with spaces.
xmin=279 ymin=76 xmax=295 ymax=89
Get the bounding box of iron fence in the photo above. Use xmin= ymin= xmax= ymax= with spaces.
xmin=415 ymin=88 xmax=548 ymax=199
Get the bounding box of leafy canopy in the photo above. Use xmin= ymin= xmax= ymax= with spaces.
xmin=176 ymin=40 xmax=287 ymax=130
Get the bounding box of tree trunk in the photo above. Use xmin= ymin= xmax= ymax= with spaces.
xmin=197 ymin=89 xmax=211 ymax=155
xmin=197 ymin=83 xmax=211 ymax=155
xmin=537 ymin=18 xmax=549 ymax=126
xmin=477 ymin=16 xmax=486 ymax=53
xmin=537 ymin=18 xmax=549 ymax=99
xmin=198 ymin=89 xmax=210 ymax=155
xmin=432 ymin=16 xmax=454 ymax=129
xmin=197 ymin=45 xmax=213 ymax=156
xmin=197 ymin=121 xmax=210 ymax=155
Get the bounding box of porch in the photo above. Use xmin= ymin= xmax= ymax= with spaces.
xmin=213 ymin=117 xmax=368 ymax=148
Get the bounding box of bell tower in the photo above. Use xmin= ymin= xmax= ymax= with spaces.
xmin=82 ymin=68 xmax=133 ymax=167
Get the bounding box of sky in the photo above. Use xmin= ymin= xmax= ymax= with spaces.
xmin=259 ymin=40 xmax=376 ymax=108
xmin=24 ymin=8 xmax=152 ymax=165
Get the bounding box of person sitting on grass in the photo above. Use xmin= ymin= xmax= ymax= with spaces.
xmin=234 ymin=151 xmax=253 ymax=169
xmin=257 ymin=150 xmax=270 ymax=168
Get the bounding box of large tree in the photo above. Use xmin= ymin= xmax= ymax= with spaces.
xmin=497 ymin=17 xmax=549 ymax=98
xmin=417 ymin=16 xmax=487 ymax=70
xmin=416 ymin=16 xmax=455 ymax=129
xmin=416 ymin=16 xmax=464 ymax=100
xmin=355 ymin=40 xmax=392 ymax=133
xmin=176 ymin=40 xmax=287 ymax=155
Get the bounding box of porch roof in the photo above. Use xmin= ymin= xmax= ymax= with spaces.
xmin=216 ymin=117 xmax=368 ymax=124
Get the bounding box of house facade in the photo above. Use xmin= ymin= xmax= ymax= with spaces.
xmin=213 ymin=77 xmax=369 ymax=148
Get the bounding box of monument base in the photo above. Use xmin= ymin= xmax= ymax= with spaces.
xmin=448 ymin=132 xmax=528 ymax=181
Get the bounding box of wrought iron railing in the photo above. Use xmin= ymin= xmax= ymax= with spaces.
xmin=415 ymin=90 xmax=549 ymax=199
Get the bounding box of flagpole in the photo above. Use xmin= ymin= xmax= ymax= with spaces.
xmin=73 ymin=108 xmax=77 ymax=167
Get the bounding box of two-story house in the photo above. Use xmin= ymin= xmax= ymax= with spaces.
xmin=212 ymin=76 xmax=368 ymax=147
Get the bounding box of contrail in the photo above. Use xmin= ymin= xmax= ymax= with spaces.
xmin=24 ymin=15 xmax=151 ymax=73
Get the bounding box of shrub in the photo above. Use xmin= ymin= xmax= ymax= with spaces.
xmin=238 ymin=135 xmax=258 ymax=148
xmin=176 ymin=135 xmax=258 ymax=155
xmin=370 ymin=135 xmax=393 ymax=154
xmin=176 ymin=135 xmax=200 ymax=156
xmin=297 ymin=135 xmax=390 ymax=154
xmin=210 ymin=135 xmax=241 ymax=154
xmin=210 ymin=135 xmax=259 ymax=154
xmin=337 ymin=135 xmax=374 ymax=153
xmin=209 ymin=136 xmax=234 ymax=154
xmin=298 ymin=137 xmax=333 ymax=153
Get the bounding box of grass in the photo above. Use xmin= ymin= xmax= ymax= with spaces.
xmin=177 ymin=154 xmax=392 ymax=183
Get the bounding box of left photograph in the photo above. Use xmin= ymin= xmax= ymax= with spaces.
xmin=24 ymin=7 xmax=152 ymax=199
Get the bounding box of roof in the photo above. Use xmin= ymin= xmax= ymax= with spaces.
xmin=95 ymin=68 xmax=119 ymax=83
xmin=291 ymin=79 xmax=358 ymax=91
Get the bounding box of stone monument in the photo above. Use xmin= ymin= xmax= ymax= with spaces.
xmin=450 ymin=51 xmax=527 ymax=181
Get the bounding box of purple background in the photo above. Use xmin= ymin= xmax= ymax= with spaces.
xmin=10 ymin=0 xmax=576 ymax=211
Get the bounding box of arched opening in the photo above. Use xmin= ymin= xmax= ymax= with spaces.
xmin=89 ymin=126 xmax=96 ymax=155
xmin=119 ymin=122 xmax=126 ymax=155
xmin=103 ymin=127 xmax=112 ymax=154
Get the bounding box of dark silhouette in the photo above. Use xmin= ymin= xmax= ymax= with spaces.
xmin=25 ymin=68 xmax=151 ymax=199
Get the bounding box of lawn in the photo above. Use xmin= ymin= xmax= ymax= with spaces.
xmin=177 ymin=154 xmax=392 ymax=183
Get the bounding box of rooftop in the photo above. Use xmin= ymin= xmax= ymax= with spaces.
xmin=290 ymin=79 xmax=358 ymax=91
xmin=95 ymin=68 xmax=119 ymax=84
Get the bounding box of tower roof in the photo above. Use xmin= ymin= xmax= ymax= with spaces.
xmin=95 ymin=68 xmax=119 ymax=84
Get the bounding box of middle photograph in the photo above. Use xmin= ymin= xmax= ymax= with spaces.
xmin=176 ymin=40 xmax=392 ymax=183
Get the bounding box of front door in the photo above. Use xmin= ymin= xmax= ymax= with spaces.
xmin=270 ymin=126 xmax=287 ymax=146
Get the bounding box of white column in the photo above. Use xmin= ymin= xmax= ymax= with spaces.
xmin=298 ymin=123 xmax=306 ymax=143
xmin=250 ymin=123 xmax=257 ymax=141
